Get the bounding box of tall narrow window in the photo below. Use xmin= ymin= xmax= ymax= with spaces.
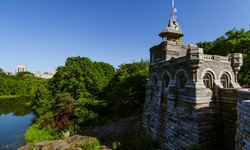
xmin=178 ymin=73 xmax=187 ymax=89
xmin=203 ymin=72 xmax=214 ymax=90
xmin=221 ymin=74 xmax=230 ymax=88
xmin=152 ymin=75 xmax=158 ymax=87
xmin=162 ymin=73 xmax=170 ymax=89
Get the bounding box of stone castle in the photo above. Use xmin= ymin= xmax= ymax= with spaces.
xmin=142 ymin=7 xmax=250 ymax=150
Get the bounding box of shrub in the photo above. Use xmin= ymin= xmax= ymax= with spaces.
xmin=189 ymin=144 xmax=201 ymax=150
xmin=113 ymin=136 xmax=156 ymax=150
xmin=70 ymin=137 xmax=100 ymax=150
xmin=25 ymin=124 xmax=62 ymax=143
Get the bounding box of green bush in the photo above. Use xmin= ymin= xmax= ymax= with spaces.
xmin=70 ymin=137 xmax=100 ymax=150
xmin=25 ymin=124 xmax=62 ymax=143
xmin=189 ymin=144 xmax=200 ymax=150
xmin=113 ymin=136 xmax=156 ymax=150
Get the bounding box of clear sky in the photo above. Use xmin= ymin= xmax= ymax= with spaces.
xmin=0 ymin=0 xmax=249 ymax=73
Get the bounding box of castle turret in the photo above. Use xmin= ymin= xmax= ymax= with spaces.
xmin=159 ymin=17 xmax=183 ymax=42
xmin=150 ymin=8 xmax=186 ymax=63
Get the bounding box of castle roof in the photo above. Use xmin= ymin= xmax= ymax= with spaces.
xmin=159 ymin=17 xmax=183 ymax=39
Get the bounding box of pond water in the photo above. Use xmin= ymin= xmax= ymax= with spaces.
xmin=0 ymin=97 xmax=33 ymax=150
xmin=0 ymin=113 xmax=34 ymax=150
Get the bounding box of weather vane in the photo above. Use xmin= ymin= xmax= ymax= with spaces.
xmin=171 ymin=0 xmax=177 ymax=18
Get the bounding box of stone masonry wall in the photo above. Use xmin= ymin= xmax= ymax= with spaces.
xmin=219 ymin=89 xmax=239 ymax=150
xmin=143 ymin=40 xmax=244 ymax=149
xmin=236 ymin=89 xmax=250 ymax=150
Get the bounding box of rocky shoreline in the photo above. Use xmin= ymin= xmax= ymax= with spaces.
xmin=18 ymin=135 xmax=104 ymax=150
xmin=19 ymin=114 xmax=144 ymax=150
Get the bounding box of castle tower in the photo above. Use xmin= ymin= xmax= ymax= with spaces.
xmin=159 ymin=0 xmax=183 ymax=43
xmin=142 ymin=1 xmax=243 ymax=149
xmin=159 ymin=17 xmax=183 ymax=42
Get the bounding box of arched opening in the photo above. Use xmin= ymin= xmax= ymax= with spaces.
xmin=203 ymin=72 xmax=214 ymax=90
xmin=152 ymin=74 xmax=158 ymax=87
xmin=162 ymin=73 xmax=170 ymax=90
xmin=178 ymin=73 xmax=187 ymax=89
xmin=220 ymin=73 xmax=230 ymax=88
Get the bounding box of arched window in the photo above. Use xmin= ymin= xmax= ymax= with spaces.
xmin=203 ymin=72 xmax=214 ymax=90
xmin=178 ymin=73 xmax=187 ymax=89
xmin=152 ymin=75 xmax=158 ymax=87
xmin=220 ymin=74 xmax=230 ymax=88
xmin=162 ymin=73 xmax=170 ymax=89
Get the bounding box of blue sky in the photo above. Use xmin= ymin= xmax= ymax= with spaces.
xmin=0 ymin=0 xmax=249 ymax=73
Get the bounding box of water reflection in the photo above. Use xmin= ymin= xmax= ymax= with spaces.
xmin=0 ymin=97 xmax=33 ymax=150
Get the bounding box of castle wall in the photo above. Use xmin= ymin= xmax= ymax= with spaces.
xmin=143 ymin=41 xmax=243 ymax=149
xmin=219 ymin=89 xmax=238 ymax=150
xmin=236 ymin=89 xmax=250 ymax=150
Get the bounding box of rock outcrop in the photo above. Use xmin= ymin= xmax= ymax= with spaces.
xmin=81 ymin=114 xmax=145 ymax=147
xmin=18 ymin=135 xmax=106 ymax=150
xmin=18 ymin=114 xmax=144 ymax=150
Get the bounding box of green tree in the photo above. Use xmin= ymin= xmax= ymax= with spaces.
xmin=32 ymin=84 xmax=54 ymax=116
xmin=108 ymin=59 xmax=149 ymax=117
xmin=73 ymin=97 xmax=98 ymax=133
xmin=49 ymin=56 xmax=115 ymax=99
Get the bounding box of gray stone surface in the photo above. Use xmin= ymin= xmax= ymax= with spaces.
xmin=142 ymin=16 xmax=244 ymax=149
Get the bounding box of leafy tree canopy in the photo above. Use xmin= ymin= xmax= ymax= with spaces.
xmin=108 ymin=59 xmax=149 ymax=117
xmin=49 ymin=56 xmax=115 ymax=99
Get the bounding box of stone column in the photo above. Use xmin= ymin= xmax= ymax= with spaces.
xmin=231 ymin=53 xmax=243 ymax=83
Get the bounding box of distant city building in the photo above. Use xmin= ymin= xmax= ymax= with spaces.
xmin=15 ymin=65 xmax=28 ymax=74
xmin=0 ymin=67 xmax=13 ymax=75
xmin=34 ymin=68 xmax=57 ymax=79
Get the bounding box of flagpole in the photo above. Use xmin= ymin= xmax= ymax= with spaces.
xmin=172 ymin=0 xmax=174 ymax=8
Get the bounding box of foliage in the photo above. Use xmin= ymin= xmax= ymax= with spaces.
xmin=108 ymin=59 xmax=149 ymax=117
xmin=0 ymin=95 xmax=20 ymax=99
xmin=70 ymin=137 xmax=100 ymax=150
xmin=2 ymin=56 xmax=150 ymax=144
xmin=189 ymin=144 xmax=201 ymax=150
xmin=32 ymin=84 xmax=54 ymax=116
xmin=54 ymin=93 xmax=76 ymax=132
xmin=112 ymin=136 xmax=156 ymax=150
xmin=112 ymin=141 xmax=121 ymax=149
xmin=197 ymin=28 xmax=250 ymax=85
xmin=0 ymin=72 xmax=48 ymax=96
xmin=0 ymin=96 xmax=32 ymax=116
xmin=25 ymin=124 xmax=62 ymax=143
xmin=73 ymin=98 xmax=98 ymax=133
xmin=49 ymin=56 xmax=115 ymax=99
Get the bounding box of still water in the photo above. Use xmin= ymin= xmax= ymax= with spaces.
xmin=0 ymin=97 xmax=33 ymax=150
xmin=0 ymin=113 xmax=33 ymax=150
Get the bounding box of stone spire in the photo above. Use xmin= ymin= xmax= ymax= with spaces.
xmin=159 ymin=3 xmax=183 ymax=42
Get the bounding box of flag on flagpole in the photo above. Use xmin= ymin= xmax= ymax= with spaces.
xmin=172 ymin=7 xmax=177 ymax=15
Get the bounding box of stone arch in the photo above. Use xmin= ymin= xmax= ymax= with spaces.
xmin=219 ymin=70 xmax=233 ymax=88
xmin=174 ymin=69 xmax=189 ymax=89
xmin=161 ymin=71 xmax=171 ymax=89
xmin=151 ymin=73 xmax=159 ymax=87
xmin=201 ymin=68 xmax=217 ymax=80
xmin=174 ymin=68 xmax=189 ymax=79
xmin=203 ymin=71 xmax=215 ymax=90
